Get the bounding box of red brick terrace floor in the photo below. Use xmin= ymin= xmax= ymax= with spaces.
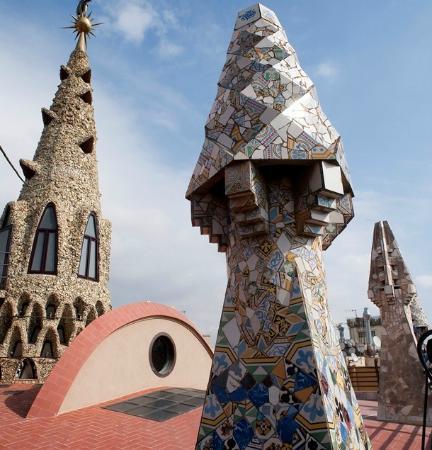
xmin=0 ymin=384 xmax=430 ymax=449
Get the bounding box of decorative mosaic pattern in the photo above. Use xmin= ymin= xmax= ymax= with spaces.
xmin=368 ymin=221 xmax=431 ymax=425
xmin=194 ymin=175 xmax=369 ymax=449
xmin=186 ymin=3 xmax=354 ymax=252
xmin=187 ymin=5 xmax=370 ymax=449
xmin=186 ymin=3 xmax=352 ymax=201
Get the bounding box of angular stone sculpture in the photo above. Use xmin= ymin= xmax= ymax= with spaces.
xmin=186 ymin=4 xmax=370 ymax=449
xmin=368 ymin=220 xmax=430 ymax=425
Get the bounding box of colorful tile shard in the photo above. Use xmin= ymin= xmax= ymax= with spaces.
xmin=186 ymin=4 xmax=370 ymax=449
xmin=368 ymin=221 xmax=430 ymax=425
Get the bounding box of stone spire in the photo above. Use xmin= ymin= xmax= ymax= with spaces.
xmin=19 ymin=43 xmax=98 ymax=209
xmin=0 ymin=2 xmax=111 ymax=383
xmin=368 ymin=221 xmax=428 ymax=330
xmin=188 ymin=4 xmax=370 ymax=449
xmin=368 ymin=220 xmax=430 ymax=425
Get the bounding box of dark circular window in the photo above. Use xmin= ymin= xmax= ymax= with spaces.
xmin=149 ymin=334 xmax=176 ymax=377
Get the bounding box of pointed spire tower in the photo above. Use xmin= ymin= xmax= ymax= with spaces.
xmin=187 ymin=4 xmax=370 ymax=448
xmin=0 ymin=2 xmax=111 ymax=383
xmin=368 ymin=221 xmax=430 ymax=424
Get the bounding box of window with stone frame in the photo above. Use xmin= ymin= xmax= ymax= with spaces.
xmin=0 ymin=206 xmax=12 ymax=289
xmin=11 ymin=340 xmax=23 ymax=358
xmin=17 ymin=294 xmax=30 ymax=317
xmin=78 ymin=213 xmax=99 ymax=281
xmin=9 ymin=328 xmax=23 ymax=358
xmin=45 ymin=295 xmax=58 ymax=320
xmin=73 ymin=297 xmax=85 ymax=320
xmin=40 ymin=339 xmax=55 ymax=358
xmin=40 ymin=329 xmax=57 ymax=358
xmin=28 ymin=303 xmax=43 ymax=344
xmin=0 ymin=302 xmax=13 ymax=344
xmin=17 ymin=359 xmax=37 ymax=380
xmin=29 ymin=204 xmax=58 ymax=274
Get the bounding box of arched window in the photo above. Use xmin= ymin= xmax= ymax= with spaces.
xmin=0 ymin=206 xmax=12 ymax=289
xmin=86 ymin=308 xmax=96 ymax=326
xmin=17 ymin=359 xmax=37 ymax=380
xmin=95 ymin=301 xmax=105 ymax=317
xmin=40 ymin=329 xmax=57 ymax=358
xmin=29 ymin=204 xmax=58 ymax=274
xmin=9 ymin=327 xmax=23 ymax=358
xmin=0 ymin=302 xmax=13 ymax=344
xmin=58 ymin=304 xmax=74 ymax=345
xmin=78 ymin=214 xmax=98 ymax=281
xmin=28 ymin=303 xmax=43 ymax=344
xmin=11 ymin=341 xmax=23 ymax=358
xmin=17 ymin=294 xmax=30 ymax=317
xmin=73 ymin=297 xmax=85 ymax=320
xmin=40 ymin=340 xmax=54 ymax=358
xmin=45 ymin=295 xmax=58 ymax=319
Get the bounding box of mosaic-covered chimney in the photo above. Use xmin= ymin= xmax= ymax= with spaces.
xmin=187 ymin=4 xmax=370 ymax=448
xmin=0 ymin=6 xmax=111 ymax=383
xmin=368 ymin=220 xmax=430 ymax=425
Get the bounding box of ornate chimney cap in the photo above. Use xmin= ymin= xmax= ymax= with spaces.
xmin=234 ymin=4 xmax=282 ymax=29
xmin=186 ymin=3 xmax=352 ymax=199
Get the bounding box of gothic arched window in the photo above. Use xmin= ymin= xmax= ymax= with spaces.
xmin=78 ymin=214 xmax=98 ymax=281
xmin=0 ymin=206 xmax=12 ymax=289
xmin=40 ymin=329 xmax=57 ymax=359
xmin=29 ymin=204 xmax=58 ymax=274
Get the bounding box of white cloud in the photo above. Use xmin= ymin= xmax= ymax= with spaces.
xmin=99 ymin=0 xmax=184 ymax=56
xmin=114 ymin=2 xmax=157 ymax=43
xmin=316 ymin=61 xmax=339 ymax=79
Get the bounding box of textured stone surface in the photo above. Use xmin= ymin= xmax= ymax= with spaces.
xmin=187 ymin=4 xmax=369 ymax=449
xmin=0 ymin=43 xmax=111 ymax=383
xmin=368 ymin=220 xmax=430 ymax=425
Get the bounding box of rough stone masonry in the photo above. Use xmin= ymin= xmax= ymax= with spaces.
xmin=368 ymin=220 xmax=430 ymax=426
xmin=0 ymin=15 xmax=111 ymax=383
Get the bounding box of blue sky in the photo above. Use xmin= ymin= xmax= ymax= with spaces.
xmin=1 ymin=0 xmax=431 ymax=340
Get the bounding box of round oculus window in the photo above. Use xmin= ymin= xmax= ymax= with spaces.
xmin=150 ymin=334 xmax=176 ymax=377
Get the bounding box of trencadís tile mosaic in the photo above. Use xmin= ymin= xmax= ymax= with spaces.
xmin=186 ymin=4 xmax=370 ymax=449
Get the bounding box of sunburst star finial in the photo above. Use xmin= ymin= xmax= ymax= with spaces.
xmin=64 ymin=0 xmax=102 ymax=52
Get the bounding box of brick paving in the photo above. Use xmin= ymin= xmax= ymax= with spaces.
xmin=0 ymin=385 xmax=200 ymax=449
xmin=0 ymin=384 xmax=431 ymax=449
xmin=360 ymin=399 xmax=431 ymax=449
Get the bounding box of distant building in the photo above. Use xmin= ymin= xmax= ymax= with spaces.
xmin=347 ymin=315 xmax=384 ymax=350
